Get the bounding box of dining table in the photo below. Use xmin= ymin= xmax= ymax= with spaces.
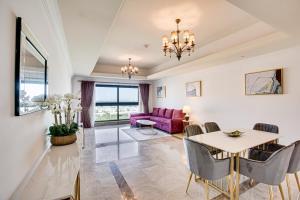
xmin=188 ymin=129 xmax=280 ymax=200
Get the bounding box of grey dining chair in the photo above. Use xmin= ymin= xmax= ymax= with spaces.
xmin=204 ymin=122 xmax=221 ymax=133
xmin=249 ymin=123 xmax=284 ymax=161
xmin=183 ymin=137 xmax=230 ymax=199
xmin=185 ymin=125 xmax=222 ymax=156
xmin=286 ymin=140 xmax=300 ymax=199
xmin=239 ymin=143 xmax=295 ymax=200
xmin=185 ymin=124 xmax=204 ymax=137
xmin=184 ymin=124 xmax=222 ymax=193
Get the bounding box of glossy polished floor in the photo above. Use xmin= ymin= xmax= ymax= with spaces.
xmin=81 ymin=125 xmax=300 ymax=200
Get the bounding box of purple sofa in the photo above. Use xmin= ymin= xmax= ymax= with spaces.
xmin=130 ymin=108 xmax=184 ymax=134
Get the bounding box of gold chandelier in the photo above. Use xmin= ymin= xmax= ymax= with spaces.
xmin=161 ymin=19 xmax=195 ymax=61
xmin=121 ymin=58 xmax=138 ymax=79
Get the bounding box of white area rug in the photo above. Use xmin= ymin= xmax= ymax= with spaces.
xmin=121 ymin=127 xmax=170 ymax=141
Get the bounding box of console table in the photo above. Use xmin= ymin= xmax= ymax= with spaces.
xmin=11 ymin=128 xmax=83 ymax=200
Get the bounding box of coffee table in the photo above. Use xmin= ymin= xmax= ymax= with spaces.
xmin=136 ymin=120 xmax=157 ymax=135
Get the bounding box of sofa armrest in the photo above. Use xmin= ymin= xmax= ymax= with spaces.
xmin=130 ymin=113 xmax=150 ymax=117
xmin=171 ymin=119 xmax=183 ymax=127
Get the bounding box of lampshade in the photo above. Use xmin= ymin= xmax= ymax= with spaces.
xmin=182 ymin=105 xmax=191 ymax=114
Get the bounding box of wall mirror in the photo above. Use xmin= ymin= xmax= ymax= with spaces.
xmin=15 ymin=17 xmax=48 ymax=116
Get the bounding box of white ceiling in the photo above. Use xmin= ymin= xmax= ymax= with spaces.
xmin=58 ymin=0 xmax=299 ymax=77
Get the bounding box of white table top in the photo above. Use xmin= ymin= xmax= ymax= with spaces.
xmin=12 ymin=129 xmax=83 ymax=200
xmin=188 ymin=130 xmax=280 ymax=154
xmin=136 ymin=119 xmax=156 ymax=126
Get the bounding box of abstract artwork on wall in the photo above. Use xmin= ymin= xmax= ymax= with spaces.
xmin=156 ymin=86 xmax=166 ymax=98
xmin=245 ymin=68 xmax=283 ymax=95
xmin=186 ymin=81 xmax=201 ymax=97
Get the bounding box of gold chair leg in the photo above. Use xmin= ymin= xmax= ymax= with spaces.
xmin=204 ymin=180 xmax=209 ymax=200
xmin=226 ymin=175 xmax=230 ymax=192
xmin=294 ymin=172 xmax=300 ymax=191
xmin=286 ymin=175 xmax=292 ymax=200
xmin=229 ymin=153 xmax=234 ymax=200
xmin=268 ymin=185 xmax=274 ymax=200
xmin=278 ymin=184 xmax=285 ymax=200
xmin=186 ymin=172 xmax=193 ymax=193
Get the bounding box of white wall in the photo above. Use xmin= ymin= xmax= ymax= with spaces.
xmin=153 ymin=46 xmax=300 ymax=144
xmin=0 ymin=1 xmax=72 ymax=199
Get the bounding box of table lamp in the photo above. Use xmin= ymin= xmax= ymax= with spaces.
xmin=182 ymin=105 xmax=191 ymax=121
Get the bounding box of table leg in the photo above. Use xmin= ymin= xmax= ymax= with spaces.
xmin=230 ymin=153 xmax=235 ymax=200
xmin=236 ymin=153 xmax=240 ymax=200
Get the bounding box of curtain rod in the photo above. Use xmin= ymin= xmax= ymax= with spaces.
xmin=77 ymin=80 xmax=151 ymax=85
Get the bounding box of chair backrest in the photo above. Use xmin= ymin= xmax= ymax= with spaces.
xmin=288 ymin=140 xmax=300 ymax=173
xmin=253 ymin=123 xmax=279 ymax=134
xmin=185 ymin=124 xmax=204 ymax=137
xmin=204 ymin=122 xmax=221 ymax=133
xmin=262 ymin=143 xmax=295 ymax=184
xmin=183 ymin=138 xmax=230 ymax=180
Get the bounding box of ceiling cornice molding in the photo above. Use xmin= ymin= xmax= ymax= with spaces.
xmin=41 ymin=0 xmax=73 ymax=75
xmin=90 ymin=72 xmax=148 ymax=81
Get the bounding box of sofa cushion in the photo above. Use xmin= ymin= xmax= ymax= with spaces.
xmin=150 ymin=116 xmax=171 ymax=124
xmin=132 ymin=116 xmax=150 ymax=120
xmin=158 ymin=108 xmax=166 ymax=117
xmin=159 ymin=118 xmax=171 ymax=124
xmin=152 ymin=107 xmax=159 ymax=116
xmin=172 ymin=109 xmax=184 ymax=119
xmin=150 ymin=116 xmax=161 ymax=122
xmin=164 ymin=109 xmax=173 ymax=119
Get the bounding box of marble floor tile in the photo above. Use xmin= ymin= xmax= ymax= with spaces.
xmin=81 ymin=125 xmax=300 ymax=200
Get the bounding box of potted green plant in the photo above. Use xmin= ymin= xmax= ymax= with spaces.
xmin=44 ymin=94 xmax=82 ymax=146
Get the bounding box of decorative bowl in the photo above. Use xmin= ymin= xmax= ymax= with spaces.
xmin=223 ymin=130 xmax=244 ymax=137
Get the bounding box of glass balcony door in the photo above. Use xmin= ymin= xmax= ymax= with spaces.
xmin=95 ymin=85 xmax=139 ymax=122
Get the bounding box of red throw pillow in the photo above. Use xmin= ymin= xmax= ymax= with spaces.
xmin=152 ymin=107 xmax=159 ymax=116
xmin=158 ymin=108 xmax=166 ymax=117
xmin=164 ymin=109 xmax=174 ymax=119
xmin=172 ymin=109 xmax=184 ymax=119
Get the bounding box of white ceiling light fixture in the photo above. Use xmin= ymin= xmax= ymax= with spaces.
xmin=121 ymin=58 xmax=139 ymax=79
xmin=161 ymin=18 xmax=196 ymax=61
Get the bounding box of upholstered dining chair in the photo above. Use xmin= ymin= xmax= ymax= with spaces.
xmin=184 ymin=124 xmax=222 ymax=193
xmin=185 ymin=124 xmax=204 ymax=137
xmin=183 ymin=137 xmax=230 ymax=199
xmin=204 ymin=122 xmax=221 ymax=133
xmin=286 ymin=140 xmax=300 ymax=200
xmin=249 ymin=123 xmax=284 ymax=161
xmin=239 ymin=143 xmax=295 ymax=200
xmin=185 ymin=125 xmax=222 ymax=156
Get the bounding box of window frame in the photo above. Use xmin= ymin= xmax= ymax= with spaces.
xmin=95 ymin=84 xmax=139 ymax=122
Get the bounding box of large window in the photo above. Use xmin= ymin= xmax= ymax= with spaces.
xmin=95 ymin=85 xmax=139 ymax=121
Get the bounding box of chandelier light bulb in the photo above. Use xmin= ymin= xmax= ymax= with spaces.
xmin=189 ymin=33 xmax=195 ymax=42
xmin=171 ymin=31 xmax=177 ymax=42
xmin=183 ymin=30 xmax=190 ymax=41
xmin=162 ymin=35 xmax=168 ymax=45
